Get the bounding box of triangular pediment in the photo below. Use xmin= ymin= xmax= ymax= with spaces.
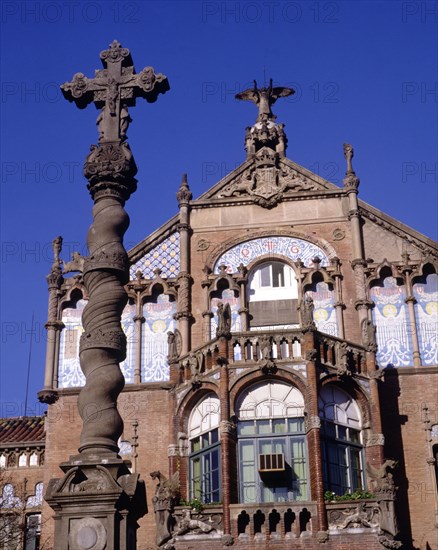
xmin=196 ymin=146 xmax=339 ymax=208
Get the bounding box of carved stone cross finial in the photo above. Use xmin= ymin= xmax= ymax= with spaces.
xmin=236 ymin=79 xmax=295 ymax=122
xmin=61 ymin=40 xmax=169 ymax=143
xmin=343 ymin=143 xmax=355 ymax=174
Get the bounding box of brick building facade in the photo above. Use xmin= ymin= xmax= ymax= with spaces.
xmin=2 ymin=89 xmax=437 ymax=550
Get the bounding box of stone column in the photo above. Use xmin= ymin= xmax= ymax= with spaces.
xmin=39 ymin=237 xmax=64 ymax=404
xmin=361 ymin=318 xmax=385 ymax=465
xmin=45 ymin=41 xmax=169 ymax=550
xmin=236 ymin=264 xmax=249 ymax=332
xmin=331 ymin=257 xmax=345 ymax=339
xmin=343 ymin=144 xmax=372 ymax=330
xmin=176 ymin=174 xmax=192 ymax=355
xmin=402 ymin=255 xmax=422 ymax=367
xmin=218 ymin=356 xmax=235 ymax=539
xmin=303 ymin=329 xmax=327 ymax=534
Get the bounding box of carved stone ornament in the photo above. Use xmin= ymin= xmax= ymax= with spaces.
xmin=84 ymin=141 xmax=138 ymax=200
xmin=68 ymin=517 xmax=107 ymax=550
xmin=305 ymin=415 xmax=321 ymax=431
xmin=176 ymin=173 xmax=192 ymax=205
xmin=361 ymin=318 xmax=378 ymax=353
xmin=236 ymin=79 xmax=295 ymax=123
xmin=216 ymin=302 xmax=232 ymax=337
xmin=173 ymin=508 xmax=222 ymax=537
xmin=316 ymin=530 xmax=329 ymax=543
xmin=366 ymin=433 xmax=385 ymax=447
xmin=218 ymin=147 xmax=318 ymax=208
xmin=80 ymin=326 xmax=127 ymax=359
xmin=197 ymin=238 xmax=210 ymax=251
xmin=366 ymin=459 xmax=398 ymax=497
xmin=342 ymin=143 xmax=360 ymax=191
xmin=63 ymin=251 xmax=85 ymax=274
xmin=378 ymin=536 xmax=402 ymax=549
xmin=328 ymin=502 xmax=380 ymax=530
xmin=332 ymin=228 xmax=346 ymax=241
xmin=83 ymin=248 xmax=129 ymax=276
xmin=220 ymin=420 xmax=237 ymax=436
xmin=167 ymin=330 xmax=182 ymax=363
xmin=150 ymin=470 xmax=179 ymax=547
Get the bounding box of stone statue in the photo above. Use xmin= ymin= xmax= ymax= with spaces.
xmin=343 ymin=143 xmax=354 ymax=173
xmin=150 ymin=470 xmax=179 ymax=546
xmin=236 ymin=79 xmax=295 ymax=122
xmin=366 ymin=460 xmax=398 ymax=496
xmin=216 ymin=302 xmax=232 ymax=337
xmin=300 ymin=295 xmax=315 ymax=328
xmin=175 ymin=508 xmax=215 ymax=535
xmin=119 ymin=103 xmax=131 ymax=141
xmin=336 ymin=341 xmax=351 ymax=378
xmin=259 ymin=335 xmax=272 ymax=361
xmin=52 ymin=236 xmax=63 ymax=267
xmin=167 ymin=331 xmax=177 ymax=362
xmin=361 ymin=319 xmax=378 ymax=352
xmin=336 ymin=502 xmax=379 ymax=530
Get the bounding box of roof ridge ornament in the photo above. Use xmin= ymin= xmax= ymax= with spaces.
xmin=236 ymin=79 xmax=295 ymax=123
xmin=236 ymin=79 xmax=294 ymax=158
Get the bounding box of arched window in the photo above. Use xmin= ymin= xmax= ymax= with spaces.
xmin=247 ymin=261 xmax=299 ymax=329
xmin=236 ymin=381 xmax=307 ymax=503
xmin=18 ymin=453 xmax=27 ymax=467
xmin=29 ymin=452 xmax=38 ymax=467
xmin=188 ymin=394 xmax=221 ymax=503
xmin=319 ymin=386 xmax=364 ymax=496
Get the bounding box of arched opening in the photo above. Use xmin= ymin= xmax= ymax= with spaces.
xmin=319 ymin=386 xmax=364 ymax=496
xmin=247 ymin=261 xmax=299 ymax=330
xmin=188 ymin=393 xmax=221 ymax=504
xmin=236 ymin=381 xmax=307 ymax=503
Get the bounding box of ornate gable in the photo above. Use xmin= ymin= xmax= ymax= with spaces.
xmin=198 ymin=147 xmax=338 ymax=209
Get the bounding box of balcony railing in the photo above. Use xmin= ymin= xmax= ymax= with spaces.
xmin=177 ymin=328 xmax=367 ymax=383
xmin=229 ymin=502 xmax=317 ymax=541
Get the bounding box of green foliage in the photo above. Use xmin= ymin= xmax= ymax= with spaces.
xmin=178 ymin=498 xmax=204 ymax=513
xmin=324 ymin=489 xmax=375 ymax=502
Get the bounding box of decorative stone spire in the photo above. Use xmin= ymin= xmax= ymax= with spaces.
xmin=176 ymin=173 xmax=192 ymax=206
xmin=343 ymin=143 xmax=360 ymax=191
xmin=236 ymin=79 xmax=294 ymax=158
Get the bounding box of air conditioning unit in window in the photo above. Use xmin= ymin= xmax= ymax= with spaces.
xmin=258 ymin=453 xmax=285 ymax=472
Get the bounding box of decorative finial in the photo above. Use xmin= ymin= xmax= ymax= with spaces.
xmin=176 ymin=173 xmax=192 ymax=205
xmin=236 ymin=79 xmax=295 ymax=123
xmin=343 ymin=143 xmax=360 ymax=191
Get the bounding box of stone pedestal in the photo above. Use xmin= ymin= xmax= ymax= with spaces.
xmin=45 ymin=454 xmax=146 ymax=550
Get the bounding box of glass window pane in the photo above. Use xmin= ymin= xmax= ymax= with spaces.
xmin=257 ymin=420 xmax=271 ymax=434
xmin=191 ymin=437 xmax=200 ymax=452
xmin=349 ymin=429 xmax=361 ymax=444
xmin=273 ymin=419 xmax=286 ymax=433
xmin=338 ymin=425 xmax=347 ymax=441
xmin=260 ymin=265 xmax=271 ymax=287
xmin=202 ymin=433 xmax=209 ymax=449
xmin=210 ymin=428 xmax=219 ymax=444
xmin=238 ymin=421 xmax=255 ymax=436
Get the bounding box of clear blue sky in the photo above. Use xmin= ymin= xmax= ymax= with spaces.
xmin=1 ymin=1 xmax=437 ymax=416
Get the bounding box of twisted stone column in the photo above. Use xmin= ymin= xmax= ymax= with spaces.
xmin=78 ymin=160 xmax=133 ymax=452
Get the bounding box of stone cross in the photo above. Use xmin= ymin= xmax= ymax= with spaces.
xmin=61 ymin=40 xmax=169 ymax=142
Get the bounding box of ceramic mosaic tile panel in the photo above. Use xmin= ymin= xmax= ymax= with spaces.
xmin=370 ymin=277 xmax=413 ymax=367
xmin=306 ymin=281 xmax=338 ymax=336
xmin=58 ymin=299 xmax=86 ymax=388
xmin=141 ymin=293 xmax=176 ymax=382
xmin=58 ymin=299 xmax=137 ymax=387
xmin=214 ymin=236 xmax=329 ymax=273
xmin=130 ymin=232 xmax=180 ymax=279
xmin=413 ymin=273 xmax=438 ymax=365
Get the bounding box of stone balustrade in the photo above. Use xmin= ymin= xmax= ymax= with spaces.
xmin=229 ymin=502 xmax=317 ymax=542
